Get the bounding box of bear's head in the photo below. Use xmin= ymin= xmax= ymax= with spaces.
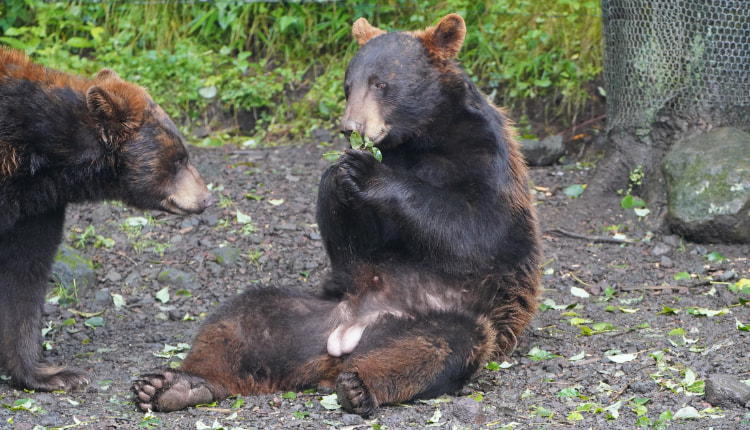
xmin=341 ymin=14 xmax=467 ymax=149
xmin=86 ymin=69 xmax=213 ymax=215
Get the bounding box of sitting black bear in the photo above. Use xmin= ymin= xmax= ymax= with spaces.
xmin=133 ymin=13 xmax=541 ymax=417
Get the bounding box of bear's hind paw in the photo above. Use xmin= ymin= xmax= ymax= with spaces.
xmin=336 ymin=372 xmax=378 ymax=418
xmin=132 ymin=370 xmax=214 ymax=412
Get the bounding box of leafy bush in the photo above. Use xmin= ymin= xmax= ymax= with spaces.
xmin=0 ymin=0 xmax=602 ymax=145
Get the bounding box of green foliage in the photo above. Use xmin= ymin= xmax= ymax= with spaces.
xmin=2 ymin=0 xmax=602 ymax=144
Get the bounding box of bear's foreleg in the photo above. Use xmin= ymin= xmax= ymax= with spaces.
xmin=316 ymin=161 xmax=385 ymax=274
xmin=336 ymin=311 xmax=496 ymax=417
xmin=0 ymin=207 xmax=90 ymax=391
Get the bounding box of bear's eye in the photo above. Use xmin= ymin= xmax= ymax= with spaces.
xmin=174 ymin=158 xmax=185 ymax=170
xmin=373 ymin=82 xmax=387 ymax=90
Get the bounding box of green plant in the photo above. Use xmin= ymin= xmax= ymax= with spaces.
xmin=2 ymin=1 xmax=603 ymax=145
xmin=71 ymin=225 xmax=115 ymax=249
xmin=620 ymin=165 xmax=650 ymax=217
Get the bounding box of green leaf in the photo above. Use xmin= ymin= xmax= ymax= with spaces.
xmin=111 ymin=293 xmax=125 ymax=308
xmin=236 ymin=209 xmax=253 ymax=225
xmin=65 ymin=37 xmax=94 ymax=48
xmin=155 ymin=287 xmax=170 ymax=303
xmin=527 ymin=346 xmax=560 ymax=361
xmin=686 ymin=307 xmax=730 ymax=317
xmin=606 ymin=352 xmax=637 ymax=363
xmin=198 ymin=85 xmax=218 ymax=99
xmin=349 ymin=130 xmax=364 ymax=149
xmin=468 ymin=392 xmax=483 ymax=402
xmin=323 ymin=150 xmax=341 ymax=162
xmin=567 ymin=411 xmax=584 ymax=421
xmin=673 ymin=406 xmax=701 ymax=419
xmin=736 ymin=319 xmax=750 ymax=331
xmin=673 ymin=271 xmax=691 ymax=281
xmin=281 ymin=391 xmax=297 ymax=399
xmin=319 ymin=394 xmax=341 ymax=410
xmin=570 ymin=286 xmax=590 ymax=298
xmin=485 ymin=361 xmax=500 ymax=371
xmin=564 ymin=184 xmax=586 ymax=199
xmin=704 ymin=251 xmax=727 ymax=262
xmin=556 ymin=387 xmax=582 ymax=398
xmin=568 ymin=350 xmax=585 ymax=361
xmin=85 ymin=316 xmax=105 ymax=329
xmin=657 ymin=305 xmax=679 ymax=315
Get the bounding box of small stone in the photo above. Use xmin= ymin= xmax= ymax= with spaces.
xmin=341 ymin=413 xmax=364 ymax=426
xmin=93 ymin=288 xmax=111 ymax=306
xmin=452 ymin=397 xmax=482 ymax=424
xmin=718 ymin=270 xmax=736 ymax=282
xmin=651 ymin=242 xmax=672 ymax=257
xmin=660 ymin=256 xmax=674 ymax=269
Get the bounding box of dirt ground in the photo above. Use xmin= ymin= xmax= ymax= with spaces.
xmin=1 ymin=137 xmax=748 ymax=430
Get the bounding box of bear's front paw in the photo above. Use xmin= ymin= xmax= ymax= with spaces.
xmin=132 ymin=370 xmax=215 ymax=412
xmin=16 ymin=366 xmax=90 ymax=392
xmin=336 ymin=150 xmax=381 ymax=197
xmin=336 ymin=371 xmax=378 ymax=418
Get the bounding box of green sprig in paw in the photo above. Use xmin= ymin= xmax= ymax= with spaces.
xmin=323 ymin=131 xmax=382 ymax=162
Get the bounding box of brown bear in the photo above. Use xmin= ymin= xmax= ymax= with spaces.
xmin=0 ymin=47 xmax=214 ymax=392
xmin=133 ymin=13 xmax=540 ymax=417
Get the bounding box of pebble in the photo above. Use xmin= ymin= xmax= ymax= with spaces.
xmin=651 ymin=242 xmax=671 ymax=256
xmin=452 ymin=397 xmax=481 ymax=423
xmin=341 ymin=414 xmax=364 ymax=426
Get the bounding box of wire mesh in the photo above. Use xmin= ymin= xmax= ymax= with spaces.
xmin=602 ymin=0 xmax=750 ymax=131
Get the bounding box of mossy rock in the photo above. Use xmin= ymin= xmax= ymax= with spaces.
xmin=157 ymin=268 xmax=200 ymax=290
xmin=211 ymin=246 xmax=241 ymax=267
xmin=51 ymin=245 xmax=96 ymax=295
xmin=661 ymin=127 xmax=750 ymax=243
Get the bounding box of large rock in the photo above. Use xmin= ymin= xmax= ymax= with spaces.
xmin=661 ymin=127 xmax=750 ymax=243
xmin=520 ymin=135 xmax=564 ymax=166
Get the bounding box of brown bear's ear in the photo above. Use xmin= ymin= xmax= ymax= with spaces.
xmin=352 ymin=17 xmax=387 ymax=46
xmin=86 ymin=86 xmax=132 ymax=150
xmin=420 ymin=13 xmax=466 ymax=61
xmin=94 ymin=68 xmax=121 ymax=83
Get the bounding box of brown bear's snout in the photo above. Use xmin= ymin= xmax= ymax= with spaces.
xmin=340 ymin=118 xmax=363 ymax=140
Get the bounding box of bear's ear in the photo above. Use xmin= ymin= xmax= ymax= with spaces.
xmin=86 ymin=86 xmax=134 ymax=150
xmin=352 ymin=17 xmax=387 ymax=46
xmin=94 ymin=68 xmax=121 ymax=83
xmin=420 ymin=13 xmax=466 ymax=61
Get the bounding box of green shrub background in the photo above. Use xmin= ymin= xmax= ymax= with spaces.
xmin=0 ymin=0 xmax=602 ymax=145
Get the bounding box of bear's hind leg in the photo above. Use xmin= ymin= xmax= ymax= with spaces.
xmin=0 ymin=208 xmax=89 ymax=391
xmin=337 ymin=312 xmax=495 ymax=417
xmin=133 ymin=288 xmax=342 ymax=411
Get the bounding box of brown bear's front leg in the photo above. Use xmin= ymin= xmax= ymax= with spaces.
xmin=337 ymin=312 xmax=496 ymax=417
xmin=0 ymin=208 xmax=90 ymax=391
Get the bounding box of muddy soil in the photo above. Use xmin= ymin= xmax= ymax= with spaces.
xmin=1 ymin=138 xmax=749 ymax=430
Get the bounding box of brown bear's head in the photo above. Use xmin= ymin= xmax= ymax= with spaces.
xmin=86 ymin=69 xmax=213 ymax=215
xmin=341 ymin=14 xmax=467 ymax=149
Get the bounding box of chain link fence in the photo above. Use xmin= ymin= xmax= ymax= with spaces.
xmin=602 ymin=0 xmax=750 ymax=132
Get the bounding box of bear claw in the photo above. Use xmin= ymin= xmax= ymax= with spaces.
xmin=336 ymin=372 xmax=378 ymax=418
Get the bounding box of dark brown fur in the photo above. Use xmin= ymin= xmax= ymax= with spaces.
xmin=133 ymin=14 xmax=540 ymax=417
xmin=0 ymin=48 xmax=213 ymax=392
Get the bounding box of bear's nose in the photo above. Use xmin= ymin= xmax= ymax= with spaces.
xmin=340 ymin=119 xmax=363 ymax=140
